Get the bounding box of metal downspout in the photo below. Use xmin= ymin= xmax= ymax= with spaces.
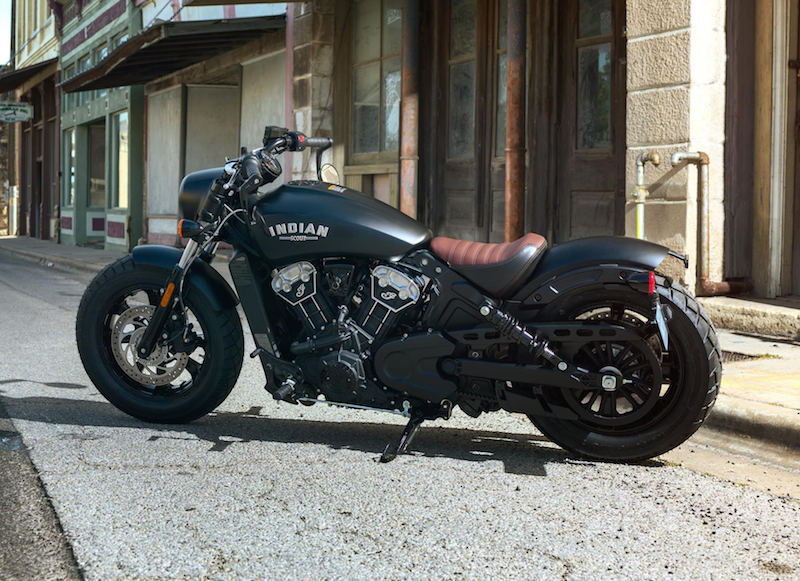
xmin=505 ymin=0 xmax=526 ymax=242
xmin=399 ymin=0 xmax=420 ymax=218
xmin=634 ymin=152 xmax=661 ymax=239
xmin=670 ymin=152 xmax=753 ymax=296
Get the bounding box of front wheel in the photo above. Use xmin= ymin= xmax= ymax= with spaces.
xmin=76 ymin=256 xmax=244 ymax=424
xmin=527 ymin=276 xmax=721 ymax=461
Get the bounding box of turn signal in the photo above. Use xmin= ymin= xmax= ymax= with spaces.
xmin=178 ymin=219 xmax=203 ymax=239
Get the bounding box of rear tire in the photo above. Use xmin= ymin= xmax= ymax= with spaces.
xmin=528 ymin=276 xmax=721 ymax=461
xmin=76 ymin=256 xmax=244 ymax=424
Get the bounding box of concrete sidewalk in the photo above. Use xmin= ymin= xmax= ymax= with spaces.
xmin=1 ymin=235 xmax=798 ymax=457
xmin=0 ymin=236 xmax=126 ymax=274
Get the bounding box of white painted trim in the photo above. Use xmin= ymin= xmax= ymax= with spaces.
xmin=769 ymin=0 xmax=790 ymax=298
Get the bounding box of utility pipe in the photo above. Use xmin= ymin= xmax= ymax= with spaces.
xmin=399 ymin=0 xmax=420 ymax=218
xmin=633 ymin=152 xmax=661 ymax=239
xmin=670 ymin=152 xmax=753 ymax=296
xmin=504 ymin=0 xmax=527 ymax=242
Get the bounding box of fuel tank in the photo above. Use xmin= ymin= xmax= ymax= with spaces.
xmin=252 ymin=181 xmax=432 ymax=265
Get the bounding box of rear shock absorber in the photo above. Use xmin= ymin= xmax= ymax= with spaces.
xmin=479 ymin=303 xmax=566 ymax=370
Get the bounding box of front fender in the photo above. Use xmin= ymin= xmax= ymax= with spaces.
xmin=511 ymin=236 xmax=670 ymax=306
xmin=132 ymin=245 xmax=239 ymax=311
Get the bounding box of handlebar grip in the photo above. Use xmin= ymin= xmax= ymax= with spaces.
xmin=302 ymin=137 xmax=333 ymax=149
xmin=241 ymin=153 xmax=262 ymax=181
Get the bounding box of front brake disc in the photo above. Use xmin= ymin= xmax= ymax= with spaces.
xmin=111 ymin=305 xmax=188 ymax=387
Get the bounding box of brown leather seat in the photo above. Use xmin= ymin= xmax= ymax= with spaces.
xmin=429 ymin=233 xmax=548 ymax=297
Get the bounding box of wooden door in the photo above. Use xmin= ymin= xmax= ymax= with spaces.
xmin=436 ymin=0 xmax=509 ymax=242
xmin=556 ymin=0 xmax=626 ymax=242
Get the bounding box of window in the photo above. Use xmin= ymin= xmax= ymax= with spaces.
xmin=88 ymin=122 xmax=106 ymax=207
xmin=351 ymin=0 xmax=402 ymax=157
xmin=62 ymin=65 xmax=75 ymax=112
xmin=94 ymin=44 xmax=109 ymax=99
xmin=113 ymin=31 xmax=129 ymax=48
xmin=111 ymin=112 xmax=129 ymax=208
xmin=576 ymin=0 xmax=612 ymax=150
xmin=78 ymin=55 xmax=91 ymax=106
xmin=448 ymin=0 xmax=476 ymax=160
xmin=64 ymin=129 xmax=76 ymax=206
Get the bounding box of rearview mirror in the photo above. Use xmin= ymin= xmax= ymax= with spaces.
xmin=320 ymin=163 xmax=341 ymax=185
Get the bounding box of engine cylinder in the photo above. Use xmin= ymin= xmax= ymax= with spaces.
xmin=271 ymin=261 xmax=334 ymax=334
xmin=354 ymin=265 xmax=421 ymax=342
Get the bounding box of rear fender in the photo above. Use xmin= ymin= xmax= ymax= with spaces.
xmin=131 ymin=245 xmax=239 ymax=311
xmin=510 ymin=236 xmax=670 ymax=307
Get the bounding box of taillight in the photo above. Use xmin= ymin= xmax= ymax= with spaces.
xmin=648 ymin=271 xmax=656 ymax=295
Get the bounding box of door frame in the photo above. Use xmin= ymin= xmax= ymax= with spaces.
xmin=527 ymin=0 xmax=626 ymax=242
xmin=430 ymin=0 xmax=495 ymax=242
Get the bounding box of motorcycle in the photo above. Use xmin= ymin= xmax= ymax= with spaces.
xmin=76 ymin=126 xmax=721 ymax=462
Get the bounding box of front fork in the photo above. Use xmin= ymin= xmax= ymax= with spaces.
xmin=136 ymin=239 xmax=204 ymax=358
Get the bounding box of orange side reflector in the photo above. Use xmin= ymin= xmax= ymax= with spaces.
xmin=177 ymin=219 xmax=185 ymax=238
xmin=160 ymin=283 xmax=176 ymax=307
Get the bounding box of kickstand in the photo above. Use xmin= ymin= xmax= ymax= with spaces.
xmin=380 ymin=412 xmax=425 ymax=463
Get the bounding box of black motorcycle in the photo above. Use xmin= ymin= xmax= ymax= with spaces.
xmin=76 ymin=127 xmax=721 ymax=462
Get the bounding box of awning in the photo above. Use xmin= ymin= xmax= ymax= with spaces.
xmin=60 ymin=15 xmax=285 ymax=93
xmin=0 ymin=58 xmax=58 ymax=93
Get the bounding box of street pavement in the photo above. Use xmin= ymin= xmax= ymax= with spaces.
xmin=0 ymin=253 xmax=799 ymax=581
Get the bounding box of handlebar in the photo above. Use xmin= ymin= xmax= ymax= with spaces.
xmin=240 ymin=153 xmax=262 ymax=181
xmin=301 ymin=136 xmax=333 ymax=150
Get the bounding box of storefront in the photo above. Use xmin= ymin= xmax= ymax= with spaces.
xmin=0 ymin=59 xmax=60 ymax=241
xmin=58 ymin=0 xmax=143 ymax=251
xmin=62 ymin=14 xmax=287 ymax=247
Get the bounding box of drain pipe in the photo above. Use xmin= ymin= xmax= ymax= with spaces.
xmin=633 ymin=152 xmax=661 ymax=239
xmin=670 ymin=152 xmax=753 ymax=296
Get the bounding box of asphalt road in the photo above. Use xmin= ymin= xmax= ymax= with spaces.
xmin=0 ymin=253 xmax=798 ymax=581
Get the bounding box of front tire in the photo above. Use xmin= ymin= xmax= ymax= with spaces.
xmin=528 ymin=276 xmax=721 ymax=461
xmin=76 ymin=256 xmax=244 ymax=424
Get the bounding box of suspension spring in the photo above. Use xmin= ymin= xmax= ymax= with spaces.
xmin=479 ymin=303 xmax=566 ymax=369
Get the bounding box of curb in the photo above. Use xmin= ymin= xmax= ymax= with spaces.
xmin=0 ymin=244 xmax=111 ymax=276
xmin=699 ymin=296 xmax=800 ymax=342
xmin=1 ymin=242 xmax=797 ymax=454
xmin=704 ymin=392 xmax=800 ymax=452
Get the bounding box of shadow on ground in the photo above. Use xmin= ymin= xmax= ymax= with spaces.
xmin=0 ymin=386 xmax=663 ymax=476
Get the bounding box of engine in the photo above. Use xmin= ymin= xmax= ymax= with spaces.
xmin=270 ymin=260 xmax=425 ymax=406
xmin=270 ymin=261 xmax=334 ymax=334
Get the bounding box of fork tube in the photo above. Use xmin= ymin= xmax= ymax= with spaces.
xmin=136 ymin=240 xmax=199 ymax=358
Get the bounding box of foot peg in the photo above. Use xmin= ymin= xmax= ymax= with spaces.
xmin=272 ymin=376 xmax=297 ymax=401
xmin=380 ymin=412 xmax=424 ymax=463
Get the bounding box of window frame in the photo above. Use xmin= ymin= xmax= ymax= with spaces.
xmin=62 ymin=64 xmax=75 ymax=112
xmin=87 ymin=121 xmax=107 ymax=209
xmin=110 ymin=110 xmax=129 ymax=210
xmin=77 ymin=55 xmax=92 ymax=106
xmin=94 ymin=44 xmax=109 ymax=99
xmin=348 ymin=0 xmax=403 ymax=166
xmin=63 ymin=128 xmax=76 ymax=207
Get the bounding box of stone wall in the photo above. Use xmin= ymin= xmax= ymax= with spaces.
xmin=625 ymin=0 xmax=727 ymax=288
xmin=292 ymin=0 xmax=335 ymax=180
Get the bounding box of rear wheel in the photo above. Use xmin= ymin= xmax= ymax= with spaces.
xmin=526 ymin=276 xmax=721 ymax=461
xmin=76 ymin=256 xmax=244 ymax=424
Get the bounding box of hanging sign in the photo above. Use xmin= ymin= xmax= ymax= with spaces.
xmin=0 ymin=102 xmax=34 ymax=122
